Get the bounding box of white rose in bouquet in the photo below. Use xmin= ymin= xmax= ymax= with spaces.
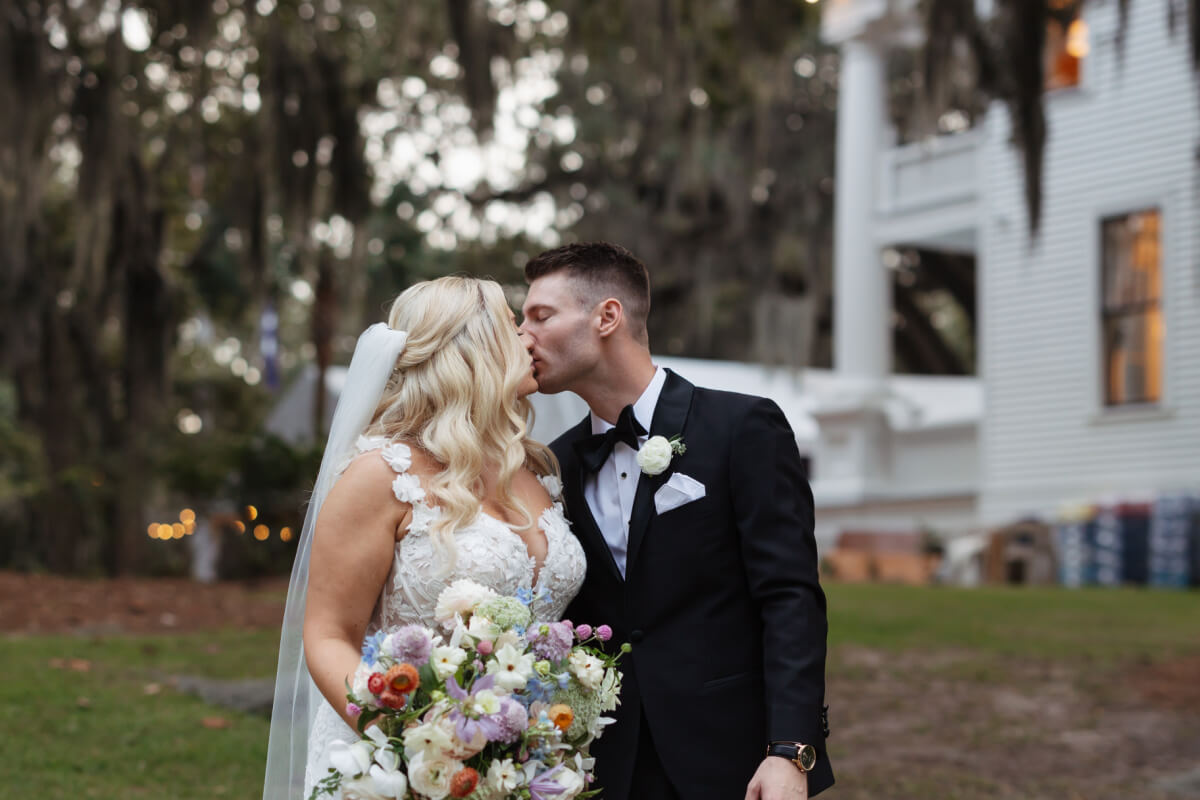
xmin=553 ymin=766 xmax=587 ymax=799
xmin=434 ymin=579 xmax=497 ymax=628
xmin=407 ymin=750 xmax=463 ymax=800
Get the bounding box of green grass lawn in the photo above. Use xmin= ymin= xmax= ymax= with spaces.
xmin=1 ymin=585 xmax=1196 ymax=799
xmin=826 ymin=583 xmax=1200 ymax=663
xmin=0 ymin=630 xmax=280 ymax=799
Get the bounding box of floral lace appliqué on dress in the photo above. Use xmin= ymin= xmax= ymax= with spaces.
xmin=304 ymin=436 xmax=585 ymax=794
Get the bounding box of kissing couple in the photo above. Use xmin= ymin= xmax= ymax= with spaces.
xmin=262 ymin=242 xmax=834 ymax=800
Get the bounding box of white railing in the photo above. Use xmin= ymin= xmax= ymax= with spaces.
xmin=877 ymin=129 xmax=983 ymax=217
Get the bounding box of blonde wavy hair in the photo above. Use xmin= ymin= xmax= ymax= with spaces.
xmin=364 ymin=276 xmax=557 ymax=572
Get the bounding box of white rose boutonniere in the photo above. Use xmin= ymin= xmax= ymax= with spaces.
xmin=635 ymin=434 xmax=686 ymax=476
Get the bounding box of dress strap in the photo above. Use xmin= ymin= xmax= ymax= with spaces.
xmin=355 ymin=435 xmax=438 ymax=532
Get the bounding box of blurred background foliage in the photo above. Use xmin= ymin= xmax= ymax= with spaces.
xmin=0 ymin=0 xmax=994 ymax=575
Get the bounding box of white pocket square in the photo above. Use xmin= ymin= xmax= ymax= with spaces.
xmin=654 ymin=472 xmax=706 ymax=514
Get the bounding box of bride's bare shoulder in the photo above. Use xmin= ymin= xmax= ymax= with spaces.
xmin=328 ymin=451 xmax=406 ymax=506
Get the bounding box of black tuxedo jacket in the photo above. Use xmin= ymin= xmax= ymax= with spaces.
xmin=553 ymin=370 xmax=834 ymax=799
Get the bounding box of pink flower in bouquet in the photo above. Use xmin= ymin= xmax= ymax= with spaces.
xmin=389 ymin=624 xmax=434 ymax=665
xmin=574 ymin=623 xmax=592 ymax=640
xmin=476 ymin=639 xmax=493 ymax=656
xmin=493 ymin=696 xmax=529 ymax=743
xmin=528 ymin=621 xmax=574 ymax=662
xmin=345 ymin=702 xmax=361 ymax=717
xmin=595 ymin=624 xmax=613 ymax=642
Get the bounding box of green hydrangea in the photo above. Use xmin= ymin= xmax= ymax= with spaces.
xmin=552 ymin=678 xmax=602 ymax=742
xmin=475 ymin=596 xmax=532 ymax=631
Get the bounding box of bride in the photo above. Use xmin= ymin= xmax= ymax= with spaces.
xmin=262 ymin=276 xmax=587 ymax=799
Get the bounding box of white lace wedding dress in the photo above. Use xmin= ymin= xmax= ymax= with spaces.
xmin=303 ymin=436 xmax=587 ymax=795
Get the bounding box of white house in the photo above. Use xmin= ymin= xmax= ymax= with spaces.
xmin=816 ymin=0 xmax=1200 ymax=544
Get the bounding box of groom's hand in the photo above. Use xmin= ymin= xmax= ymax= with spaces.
xmin=744 ymin=756 xmax=808 ymax=800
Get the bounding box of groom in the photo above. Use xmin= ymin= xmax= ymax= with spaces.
xmin=520 ymin=243 xmax=834 ymax=799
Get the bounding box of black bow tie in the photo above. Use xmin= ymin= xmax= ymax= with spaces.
xmin=575 ymin=404 xmax=647 ymax=473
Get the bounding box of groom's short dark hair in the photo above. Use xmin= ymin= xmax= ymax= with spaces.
xmin=524 ymin=242 xmax=651 ymax=340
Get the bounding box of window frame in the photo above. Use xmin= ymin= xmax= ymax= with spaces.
xmin=1098 ymin=208 xmax=1164 ymax=407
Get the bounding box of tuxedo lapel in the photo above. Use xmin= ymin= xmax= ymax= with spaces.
xmin=561 ymin=417 xmax=624 ymax=584
xmin=625 ymin=370 xmax=695 ymax=574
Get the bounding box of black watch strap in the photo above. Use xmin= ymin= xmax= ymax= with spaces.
xmin=765 ymin=741 xmax=817 ymax=772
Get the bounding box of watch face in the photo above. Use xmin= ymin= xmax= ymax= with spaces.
xmin=798 ymin=744 xmax=817 ymax=771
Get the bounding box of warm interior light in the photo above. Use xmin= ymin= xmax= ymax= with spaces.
xmin=254 ymin=524 xmax=270 ymax=541
xmin=1065 ymin=19 xmax=1089 ymax=59
xmin=279 ymin=527 xmax=294 ymax=542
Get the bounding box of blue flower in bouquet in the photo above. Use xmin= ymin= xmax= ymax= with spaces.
xmin=522 ymin=674 xmax=558 ymax=705
xmin=515 ymin=585 xmax=551 ymax=607
xmin=527 ymin=620 xmax=574 ymax=662
xmin=361 ymin=630 xmax=386 ymax=664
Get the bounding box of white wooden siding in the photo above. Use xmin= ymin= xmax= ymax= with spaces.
xmin=978 ymin=0 xmax=1200 ymax=522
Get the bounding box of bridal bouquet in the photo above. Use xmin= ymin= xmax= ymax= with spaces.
xmin=309 ymin=580 xmax=626 ymax=800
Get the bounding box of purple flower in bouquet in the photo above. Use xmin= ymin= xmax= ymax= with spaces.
xmin=493 ymin=696 xmax=529 ymax=744
xmin=528 ymin=764 xmax=567 ymax=799
xmin=445 ymin=674 xmax=505 ymax=743
xmin=527 ymin=621 xmax=574 ymax=662
xmin=388 ymin=624 xmax=433 ymax=665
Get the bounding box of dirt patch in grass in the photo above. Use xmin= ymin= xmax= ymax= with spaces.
xmin=826 ymin=646 xmax=1200 ymax=799
xmin=1133 ymin=655 xmax=1200 ymax=714
xmin=0 ymin=571 xmax=287 ymax=634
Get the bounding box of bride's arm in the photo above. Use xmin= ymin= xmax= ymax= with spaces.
xmin=303 ymin=454 xmax=411 ymax=729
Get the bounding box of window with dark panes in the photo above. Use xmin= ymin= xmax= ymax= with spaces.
xmin=1101 ymin=210 xmax=1163 ymax=406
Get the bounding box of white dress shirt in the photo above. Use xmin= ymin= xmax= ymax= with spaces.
xmin=583 ymin=366 xmax=667 ymax=577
